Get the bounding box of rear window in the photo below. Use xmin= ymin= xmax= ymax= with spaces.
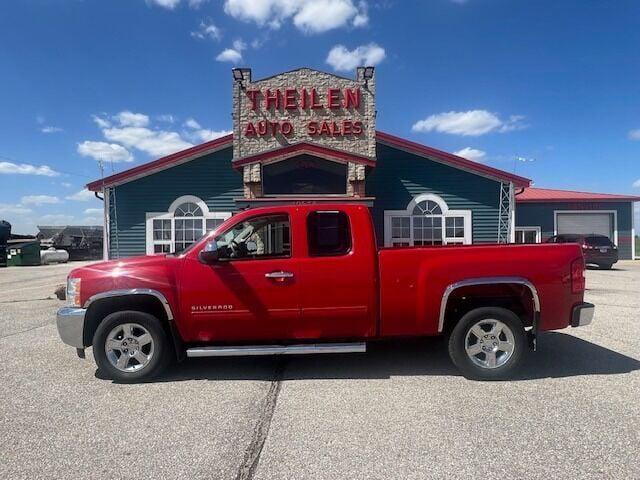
xmin=307 ymin=211 xmax=351 ymax=256
xmin=585 ymin=236 xmax=613 ymax=246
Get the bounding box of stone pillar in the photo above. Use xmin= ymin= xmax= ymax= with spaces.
xmin=347 ymin=162 xmax=366 ymax=197
xmin=243 ymin=162 xmax=262 ymax=198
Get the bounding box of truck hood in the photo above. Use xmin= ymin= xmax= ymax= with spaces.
xmin=69 ymin=254 xmax=181 ymax=306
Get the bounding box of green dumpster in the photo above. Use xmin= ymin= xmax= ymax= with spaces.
xmin=7 ymin=240 xmax=41 ymax=266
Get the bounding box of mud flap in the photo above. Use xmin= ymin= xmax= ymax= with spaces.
xmin=527 ymin=311 xmax=539 ymax=351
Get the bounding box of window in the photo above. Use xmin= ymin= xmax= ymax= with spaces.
xmin=515 ymin=227 xmax=541 ymax=244
xmin=215 ymin=214 xmax=290 ymax=259
xmin=307 ymin=211 xmax=351 ymax=256
xmin=145 ymin=196 xmax=232 ymax=255
xmin=262 ymin=155 xmax=347 ymax=195
xmin=384 ymin=194 xmax=472 ymax=247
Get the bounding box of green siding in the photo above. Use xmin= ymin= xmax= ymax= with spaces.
xmin=107 ymin=142 xmax=507 ymax=257
xmin=367 ymin=143 xmax=502 ymax=245
xmin=108 ymin=147 xmax=242 ymax=258
xmin=515 ymin=201 xmax=635 ymax=260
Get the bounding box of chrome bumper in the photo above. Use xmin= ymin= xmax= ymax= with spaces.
xmin=56 ymin=307 xmax=87 ymax=348
xmin=571 ymin=302 xmax=595 ymax=327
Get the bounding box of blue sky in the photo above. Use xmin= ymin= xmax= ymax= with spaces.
xmin=1 ymin=0 xmax=639 ymax=234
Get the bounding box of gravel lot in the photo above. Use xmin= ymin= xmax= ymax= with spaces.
xmin=1 ymin=260 xmax=639 ymax=479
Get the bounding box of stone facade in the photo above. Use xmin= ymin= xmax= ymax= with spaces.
xmin=232 ymin=67 xmax=376 ymax=161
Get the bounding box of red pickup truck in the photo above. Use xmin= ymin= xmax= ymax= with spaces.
xmin=57 ymin=204 xmax=594 ymax=382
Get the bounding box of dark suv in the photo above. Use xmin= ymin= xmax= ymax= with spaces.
xmin=547 ymin=234 xmax=618 ymax=269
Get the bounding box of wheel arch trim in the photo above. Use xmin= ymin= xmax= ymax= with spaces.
xmin=84 ymin=288 xmax=174 ymax=321
xmin=438 ymin=276 xmax=540 ymax=333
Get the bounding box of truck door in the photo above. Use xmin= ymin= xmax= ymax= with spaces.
xmin=296 ymin=209 xmax=377 ymax=339
xmin=179 ymin=213 xmax=300 ymax=343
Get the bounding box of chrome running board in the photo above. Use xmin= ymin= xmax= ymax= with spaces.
xmin=186 ymin=342 xmax=366 ymax=357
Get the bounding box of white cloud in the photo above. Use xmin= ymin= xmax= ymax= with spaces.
xmin=216 ymin=40 xmax=246 ymax=63
xmin=184 ymin=118 xmax=202 ymax=129
xmin=326 ymin=43 xmax=385 ymax=72
xmin=0 ymin=203 xmax=32 ymax=215
xmin=84 ymin=208 xmax=103 ymax=215
xmin=115 ymin=111 xmax=150 ymax=127
xmin=184 ymin=118 xmax=230 ymax=142
xmin=412 ymin=110 xmax=526 ymax=136
xmin=157 ymin=114 xmax=175 ymax=123
xmin=191 ymin=21 xmax=222 ymax=41
xmin=87 ymin=111 xmax=228 ymax=159
xmin=66 ymin=189 xmax=96 ymax=202
xmin=454 ymin=147 xmax=486 ymax=162
xmin=61 ymin=182 xmax=72 ymax=188
xmin=103 ymin=126 xmax=193 ymax=157
xmin=21 ymin=195 xmax=61 ymax=206
xmin=41 ymin=126 xmax=63 ymax=133
xmin=148 ymin=0 xmax=181 ymax=9
xmin=188 ymin=0 xmax=208 ymax=7
xmin=629 ymin=129 xmax=640 ymax=141
xmin=38 ymin=214 xmax=75 ymax=225
xmin=633 ymin=178 xmax=640 ymax=188
xmin=92 ymin=115 xmax=111 ymax=128
xmin=223 ymin=0 xmax=368 ymax=33
xmin=77 ymin=141 xmax=134 ymax=163
xmin=0 ymin=161 xmax=60 ymax=177
xmin=192 ymin=129 xmax=232 ymax=142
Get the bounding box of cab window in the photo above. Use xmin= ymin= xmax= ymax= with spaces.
xmin=307 ymin=211 xmax=351 ymax=257
xmin=215 ymin=214 xmax=290 ymax=260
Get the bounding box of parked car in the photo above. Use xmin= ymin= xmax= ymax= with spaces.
xmin=56 ymin=204 xmax=593 ymax=382
xmin=547 ymin=234 xmax=618 ymax=269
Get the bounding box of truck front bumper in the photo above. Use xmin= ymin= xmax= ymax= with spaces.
xmin=571 ymin=302 xmax=595 ymax=327
xmin=56 ymin=307 xmax=87 ymax=348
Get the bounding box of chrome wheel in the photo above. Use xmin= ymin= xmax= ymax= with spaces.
xmin=104 ymin=323 xmax=154 ymax=372
xmin=464 ymin=318 xmax=515 ymax=369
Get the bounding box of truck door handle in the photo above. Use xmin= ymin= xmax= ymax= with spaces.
xmin=265 ymin=271 xmax=294 ymax=280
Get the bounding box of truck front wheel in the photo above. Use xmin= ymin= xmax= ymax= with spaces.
xmin=448 ymin=307 xmax=526 ymax=380
xmin=93 ymin=311 xmax=170 ymax=383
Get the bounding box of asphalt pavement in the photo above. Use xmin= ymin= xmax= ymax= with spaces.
xmin=1 ymin=260 xmax=639 ymax=479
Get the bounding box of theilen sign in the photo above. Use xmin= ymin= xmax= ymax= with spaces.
xmin=242 ymin=87 xmax=364 ymax=138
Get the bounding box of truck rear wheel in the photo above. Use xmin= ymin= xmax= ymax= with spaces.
xmin=93 ymin=311 xmax=170 ymax=383
xmin=448 ymin=307 xmax=526 ymax=380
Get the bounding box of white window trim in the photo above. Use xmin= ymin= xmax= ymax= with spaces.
xmin=383 ymin=193 xmax=472 ymax=247
xmin=514 ymin=226 xmax=541 ymax=243
xmin=553 ymin=210 xmax=618 ymax=245
xmin=145 ymin=195 xmax=232 ymax=254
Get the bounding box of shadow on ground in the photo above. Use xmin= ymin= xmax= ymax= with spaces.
xmin=123 ymin=332 xmax=640 ymax=383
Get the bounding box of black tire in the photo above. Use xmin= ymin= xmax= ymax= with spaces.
xmin=600 ymin=263 xmax=613 ymax=270
xmin=448 ymin=307 xmax=527 ymax=381
xmin=93 ymin=310 xmax=170 ymax=383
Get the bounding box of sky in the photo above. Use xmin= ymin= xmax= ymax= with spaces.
xmin=1 ymin=0 xmax=639 ymax=234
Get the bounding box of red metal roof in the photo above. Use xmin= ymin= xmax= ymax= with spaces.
xmin=516 ymin=187 xmax=640 ymax=203
xmin=87 ymin=130 xmax=531 ymax=191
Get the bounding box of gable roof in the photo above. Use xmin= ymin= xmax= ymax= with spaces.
xmin=516 ymin=187 xmax=640 ymax=203
xmin=376 ymin=131 xmax=531 ymax=188
xmin=87 ymin=131 xmax=531 ymax=191
xmin=232 ymin=142 xmax=376 ymax=168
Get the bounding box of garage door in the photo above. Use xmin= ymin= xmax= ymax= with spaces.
xmin=556 ymin=212 xmax=614 ymax=239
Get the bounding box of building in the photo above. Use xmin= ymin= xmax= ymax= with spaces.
xmin=86 ymin=67 xmax=639 ymax=260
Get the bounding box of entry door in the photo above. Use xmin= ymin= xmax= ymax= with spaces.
xmin=296 ymin=210 xmax=377 ymax=340
xmin=557 ymin=212 xmax=614 ymax=239
xmin=179 ymin=214 xmax=300 ymax=343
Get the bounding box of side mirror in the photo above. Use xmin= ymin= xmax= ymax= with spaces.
xmin=198 ymin=241 xmax=219 ymax=264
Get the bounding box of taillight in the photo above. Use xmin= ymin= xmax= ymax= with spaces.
xmin=571 ymin=258 xmax=585 ymax=293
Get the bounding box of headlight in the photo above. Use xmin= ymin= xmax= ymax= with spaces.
xmin=67 ymin=277 xmax=81 ymax=307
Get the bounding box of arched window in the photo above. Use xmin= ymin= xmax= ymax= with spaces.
xmin=384 ymin=193 xmax=472 ymax=247
xmin=145 ymin=196 xmax=232 ymax=254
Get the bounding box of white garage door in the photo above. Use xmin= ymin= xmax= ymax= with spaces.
xmin=556 ymin=212 xmax=614 ymax=239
